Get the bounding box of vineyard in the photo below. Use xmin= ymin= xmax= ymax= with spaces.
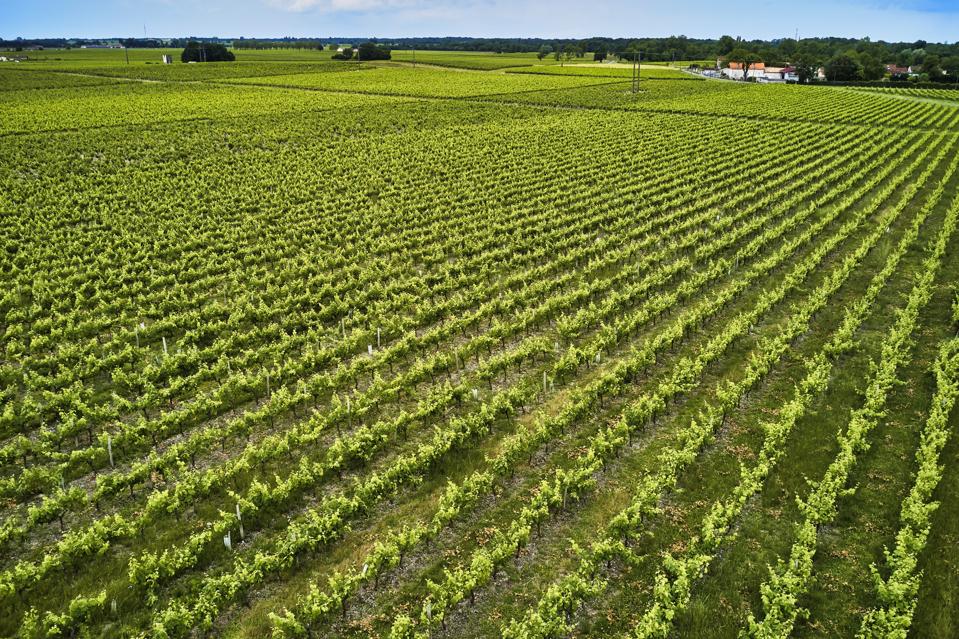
xmin=2 ymin=51 xmax=959 ymax=639
xmin=848 ymin=85 xmax=959 ymax=104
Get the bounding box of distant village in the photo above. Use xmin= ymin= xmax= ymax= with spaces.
xmin=690 ymin=59 xmax=932 ymax=83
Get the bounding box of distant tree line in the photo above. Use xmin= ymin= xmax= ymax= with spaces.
xmin=221 ymin=35 xmax=959 ymax=66
xmin=5 ymin=35 xmax=957 ymax=58
xmin=3 ymin=35 xmax=957 ymax=82
xmin=233 ymin=38 xmax=327 ymax=50
xmin=119 ymin=38 xmax=166 ymax=48
xmin=0 ymin=37 xmax=228 ymax=50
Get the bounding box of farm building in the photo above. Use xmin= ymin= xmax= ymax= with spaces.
xmin=763 ymin=66 xmax=786 ymax=82
xmin=722 ymin=61 xmax=766 ymax=80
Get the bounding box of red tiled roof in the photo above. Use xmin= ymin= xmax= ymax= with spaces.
xmin=728 ymin=62 xmax=765 ymax=71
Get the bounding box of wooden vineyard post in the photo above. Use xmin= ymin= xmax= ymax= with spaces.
xmin=236 ymin=503 xmax=244 ymax=540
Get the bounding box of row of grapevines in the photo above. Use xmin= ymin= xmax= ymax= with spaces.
xmin=387 ymin=129 xmax=938 ymax=639
xmin=155 ymin=141 xmax=872 ymax=638
xmin=1 ymin=116 xmax=813 ymax=591
xmin=265 ymin=127 xmax=919 ymax=638
xmin=129 ymin=126 xmax=845 ymax=614
xmin=621 ymin=138 xmax=956 ymax=639
xmin=2 ymin=112 xmax=738 ymax=494
xmin=742 ymin=171 xmax=959 ymax=639
xmin=857 ymin=336 xmax=959 ymax=638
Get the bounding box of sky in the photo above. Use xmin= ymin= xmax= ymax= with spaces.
xmin=3 ymin=0 xmax=958 ymax=43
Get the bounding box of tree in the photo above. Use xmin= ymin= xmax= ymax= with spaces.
xmin=181 ymin=41 xmax=234 ymax=63
xmin=860 ymin=53 xmax=884 ymax=81
xmin=923 ymin=54 xmax=942 ymax=77
xmin=759 ymin=46 xmax=786 ymax=68
xmin=792 ymin=53 xmax=818 ymax=84
xmin=357 ymin=41 xmax=391 ymax=61
xmin=779 ymin=37 xmax=798 ymax=59
xmin=727 ymin=48 xmax=761 ymax=81
xmin=332 ymin=47 xmax=354 ymax=60
xmin=327 ymin=44 xmax=338 ymax=51
xmin=824 ymin=53 xmax=862 ymax=81
xmin=718 ymin=35 xmax=736 ymax=56
xmin=943 ymin=56 xmax=959 ymax=80
xmin=537 ymin=44 xmax=552 ymax=60
xmin=593 ymin=46 xmax=608 ymax=62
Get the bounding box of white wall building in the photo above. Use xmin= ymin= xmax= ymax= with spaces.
xmin=722 ymin=62 xmax=766 ymax=80
xmin=762 ymin=66 xmax=785 ymax=82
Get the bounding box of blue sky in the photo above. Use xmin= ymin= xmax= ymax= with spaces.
xmin=3 ymin=0 xmax=957 ymax=42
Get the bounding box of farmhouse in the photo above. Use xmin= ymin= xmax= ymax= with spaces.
xmin=763 ymin=66 xmax=783 ymax=81
xmin=762 ymin=66 xmax=785 ymax=82
xmin=722 ymin=61 xmax=766 ymax=80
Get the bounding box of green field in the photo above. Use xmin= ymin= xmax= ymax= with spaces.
xmin=505 ymin=63 xmax=696 ymax=79
xmin=2 ymin=49 xmax=959 ymax=639
xmin=224 ymin=66 xmax=620 ymax=98
xmin=390 ymin=49 xmax=550 ymax=69
xmin=6 ymin=46 xmax=183 ymax=66
xmin=849 ymin=85 xmax=959 ymax=103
